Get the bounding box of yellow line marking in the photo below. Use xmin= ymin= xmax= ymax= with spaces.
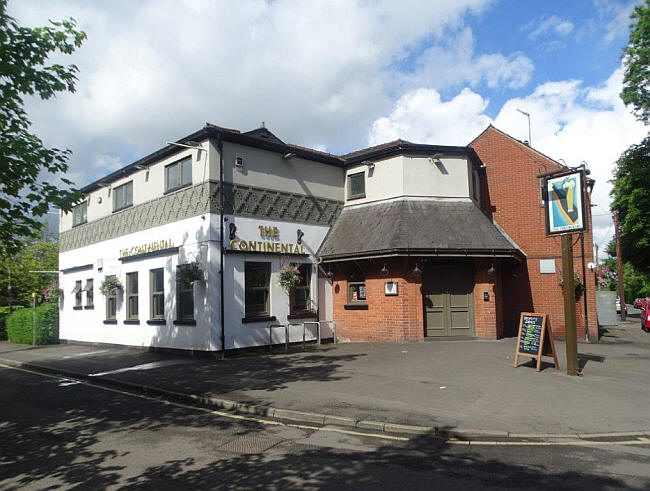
xmin=4 ymin=364 xmax=648 ymax=447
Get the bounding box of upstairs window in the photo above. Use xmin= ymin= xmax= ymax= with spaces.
xmin=348 ymin=172 xmax=365 ymax=200
xmin=165 ymin=157 xmax=192 ymax=192
xmin=113 ymin=181 xmax=133 ymax=212
xmin=72 ymin=201 xmax=87 ymax=226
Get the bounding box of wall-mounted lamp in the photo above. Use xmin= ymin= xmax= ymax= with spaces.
xmin=326 ymin=267 xmax=334 ymax=280
xmin=166 ymin=140 xmax=207 ymax=154
xmin=380 ymin=264 xmax=389 ymax=277
xmin=234 ymin=156 xmax=244 ymax=168
xmin=412 ymin=262 xmax=422 ymax=277
xmin=487 ymin=262 xmax=496 ymax=276
xmin=282 ymin=152 xmax=296 ymax=160
xmin=134 ymin=164 xmax=146 ymax=170
xmin=297 ymin=229 xmax=304 ymax=244
xmin=228 ymin=223 xmax=237 ymax=240
xmin=362 ymin=160 xmax=375 ymax=171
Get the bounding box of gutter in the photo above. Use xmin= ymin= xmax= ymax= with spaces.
xmin=218 ymin=135 xmax=226 ymax=357
xmin=319 ymin=248 xmax=524 ymax=263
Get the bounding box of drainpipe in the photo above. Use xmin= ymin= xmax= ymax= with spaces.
xmin=218 ymin=135 xmax=226 ymax=358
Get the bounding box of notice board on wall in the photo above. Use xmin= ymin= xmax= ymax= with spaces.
xmin=514 ymin=313 xmax=559 ymax=372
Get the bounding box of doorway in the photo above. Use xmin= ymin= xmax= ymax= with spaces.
xmin=423 ymin=266 xmax=475 ymax=337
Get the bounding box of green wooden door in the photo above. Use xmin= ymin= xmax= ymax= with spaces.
xmin=423 ymin=267 xmax=474 ymax=337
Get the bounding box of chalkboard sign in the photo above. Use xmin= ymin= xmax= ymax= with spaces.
xmin=514 ymin=313 xmax=559 ymax=371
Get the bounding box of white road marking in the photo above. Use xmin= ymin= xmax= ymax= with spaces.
xmin=62 ymin=350 xmax=111 ymax=359
xmin=88 ymin=359 xmax=196 ymax=377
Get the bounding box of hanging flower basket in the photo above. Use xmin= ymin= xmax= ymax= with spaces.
xmin=100 ymin=276 xmax=123 ymax=296
xmin=279 ymin=265 xmax=302 ymax=292
xmin=43 ymin=280 xmax=62 ymax=301
xmin=177 ymin=261 xmax=204 ymax=289
xmin=559 ymin=273 xmax=584 ymax=300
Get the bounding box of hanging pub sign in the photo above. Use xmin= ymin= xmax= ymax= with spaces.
xmin=544 ymin=170 xmax=586 ymax=235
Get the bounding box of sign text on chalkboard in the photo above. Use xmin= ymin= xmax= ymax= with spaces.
xmin=514 ymin=313 xmax=559 ymax=371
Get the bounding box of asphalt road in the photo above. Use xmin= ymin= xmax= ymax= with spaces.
xmin=1 ymin=366 xmax=649 ymax=490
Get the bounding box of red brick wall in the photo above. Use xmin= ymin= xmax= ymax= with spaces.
xmin=471 ymin=126 xmax=598 ymax=342
xmin=332 ymin=258 xmax=501 ymax=341
xmin=331 ymin=258 xmax=424 ymax=342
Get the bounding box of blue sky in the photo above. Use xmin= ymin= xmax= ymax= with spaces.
xmin=8 ymin=0 xmax=648 ymax=249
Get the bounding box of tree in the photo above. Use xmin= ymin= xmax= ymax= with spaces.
xmin=0 ymin=238 xmax=58 ymax=308
xmin=610 ymin=137 xmax=650 ymax=272
xmin=621 ymin=0 xmax=650 ymax=124
xmin=0 ymin=1 xmax=86 ymax=255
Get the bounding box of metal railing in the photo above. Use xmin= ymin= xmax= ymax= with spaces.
xmin=268 ymin=320 xmax=337 ymax=352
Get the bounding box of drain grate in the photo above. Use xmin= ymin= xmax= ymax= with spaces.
xmin=217 ymin=434 xmax=285 ymax=454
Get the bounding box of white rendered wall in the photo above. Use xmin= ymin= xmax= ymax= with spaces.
xmin=222 ymin=215 xmax=331 ymax=349
xmin=344 ymin=155 xmax=472 ymax=205
xmin=59 ymin=214 xmax=220 ymax=351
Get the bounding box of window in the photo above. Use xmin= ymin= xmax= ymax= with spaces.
xmin=348 ymin=172 xmax=365 ymax=200
xmin=72 ymin=201 xmax=87 ymax=226
xmin=105 ymin=275 xmax=117 ymax=321
xmin=83 ymin=279 xmax=94 ymax=308
xmin=348 ymin=282 xmax=367 ymax=304
xmin=113 ymin=181 xmax=133 ymax=211
xmin=126 ymin=272 xmax=138 ymax=320
xmin=176 ymin=264 xmax=195 ymax=322
xmin=150 ymin=268 xmax=164 ymax=320
xmin=165 ymin=157 xmax=192 ymax=192
xmin=472 ymin=170 xmax=480 ymax=202
xmin=245 ymin=262 xmax=270 ymax=317
xmin=290 ymin=264 xmax=311 ymax=314
xmin=73 ymin=280 xmax=82 ymax=308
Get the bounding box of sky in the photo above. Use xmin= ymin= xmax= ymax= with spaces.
xmin=8 ymin=0 xmax=649 ymax=254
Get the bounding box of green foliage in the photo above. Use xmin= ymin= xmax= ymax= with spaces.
xmin=0 ymin=239 xmax=59 ymax=307
xmin=0 ymin=305 xmax=22 ymax=340
xmin=604 ymin=238 xmax=617 ymax=258
xmin=623 ymin=261 xmax=650 ymax=301
xmin=610 ymin=137 xmax=650 ymax=273
xmin=0 ymin=1 xmax=86 ymax=255
xmin=622 ymin=0 xmax=650 ymax=124
xmin=6 ymin=302 xmax=58 ymax=345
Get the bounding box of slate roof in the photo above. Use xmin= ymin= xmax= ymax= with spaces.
xmin=317 ymin=199 xmax=523 ymax=261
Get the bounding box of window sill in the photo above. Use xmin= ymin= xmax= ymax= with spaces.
xmin=164 ymin=182 xmax=192 ymax=195
xmin=112 ymin=203 xmax=133 ymax=214
xmin=73 ymin=305 xmax=83 ymax=310
xmin=124 ymin=319 xmax=140 ymax=325
xmin=173 ymin=319 xmax=196 ymax=326
xmin=103 ymin=319 xmax=117 ymax=324
xmin=344 ymin=303 xmax=368 ymax=310
xmin=287 ymin=312 xmax=318 ymax=320
xmin=242 ymin=315 xmax=277 ymax=324
xmin=84 ymin=305 xmax=94 ymax=310
xmin=347 ymin=194 xmax=366 ymax=201
xmin=147 ymin=319 xmax=166 ymax=325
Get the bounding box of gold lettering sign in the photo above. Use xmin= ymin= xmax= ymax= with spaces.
xmin=120 ymin=239 xmax=173 ymax=258
xmin=229 ymin=239 xmax=305 ymax=255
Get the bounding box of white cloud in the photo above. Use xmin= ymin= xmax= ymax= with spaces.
xmin=367 ymin=66 xmax=647 ymax=250
xmin=525 ymin=14 xmax=575 ymax=39
xmin=368 ymin=88 xmax=491 ymax=146
xmin=403 ymin=28 xmax=534 ymax=91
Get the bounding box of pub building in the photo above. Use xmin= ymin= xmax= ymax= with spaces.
xmin=58 ymin=123 xmax=598 ymax=352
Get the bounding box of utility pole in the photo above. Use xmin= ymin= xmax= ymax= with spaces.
xmin=561 ymin=234 xmax=579 ymax=376
xmin=613 ymin=211 xmax=626 ymax=320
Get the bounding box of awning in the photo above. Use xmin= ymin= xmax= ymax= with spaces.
xmin=82 ymin=280 xmax=93 ymax=292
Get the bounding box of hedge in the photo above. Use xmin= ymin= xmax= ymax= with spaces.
xmin=6 ymin=302 xmax=59 ymax=345
xmin=0 ymin=306 xmax=23 ymax=341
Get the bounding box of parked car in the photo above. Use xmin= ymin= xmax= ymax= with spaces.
xmin=616 ymin=296 xmax=621 ymax=313
xmin=642 ymin=309 xmax=650 ymax=332
xmin=634 ymin=298 xmax=647 ymax=310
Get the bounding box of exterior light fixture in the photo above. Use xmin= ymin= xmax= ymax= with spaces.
xmin=487 ymin=263 xmax=496 ymax=276
xmin=362 ymin=160 xmax=375 ymax=171
xmin=297 ymin=229 xmax=304 ymax=244
xmin=380 ymin=264 xmax=389 ymax=277
xmin=282 ymin=152 xmax=296 ymax=160
xmin=412 ymin=263 xmax=422 ymax=277
xmin=228 ymin=223 xmax=237 ymax=240
xmin=326 ymin=267 xmax=334 ymax=280
xmin=134 ymin=164 xmax=147 ymax=170
xmin=165 ymin=140 xmax=207 ymax=153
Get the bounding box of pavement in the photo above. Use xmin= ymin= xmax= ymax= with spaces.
xmin=1 ymin=312 xmax=650 ymax=440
